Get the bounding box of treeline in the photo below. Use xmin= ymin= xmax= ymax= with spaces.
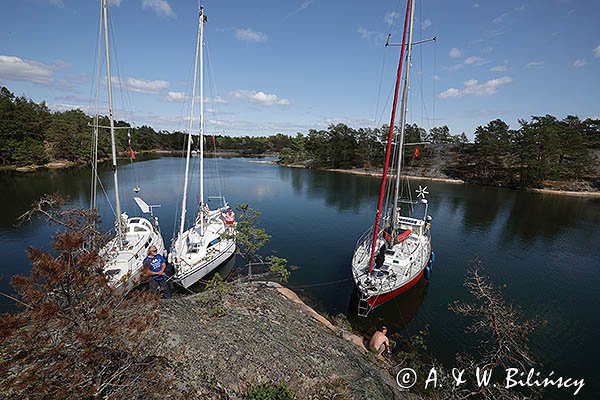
xmin=0 ymin=86 xmax=289 ymax=166
xmin=0 ymin=86 xmax=183 ymax=166
xmin=472 ymin=116 xmax=598 ymax=186
xmin=278 ymin=124 xmax=468 ymax=168
xmin=2 ymin=86 xmax=598 ymax=188
xmin=277 ymin=118 xmax=599 ymax=188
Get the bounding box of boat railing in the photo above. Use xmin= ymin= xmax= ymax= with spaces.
xmin=354 ymin=225 xmax=375 ymax=252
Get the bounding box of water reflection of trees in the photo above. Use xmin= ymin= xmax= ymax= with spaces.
xmin=499 ymin=194 xmax=600 ymax=246
xmin=277 ymin=166 xmax=379 ymax=212
xmin=0 ymin=168 xmax=92 ymax=230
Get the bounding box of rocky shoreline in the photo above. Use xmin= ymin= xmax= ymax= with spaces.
xmin=2 ymin=150 xmax=275 ymax=173
xmin=273 ymin=161 xmax=600 ymax=197
xmin=158 ymin=280 xmax=409 ymax=399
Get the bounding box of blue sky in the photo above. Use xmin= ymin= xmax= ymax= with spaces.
xmin=0 ymin=0 xmax=598 ymax=139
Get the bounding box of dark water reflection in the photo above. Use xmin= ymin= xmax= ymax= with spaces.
xmin=1 ymin=157 xmax=599 ymax=399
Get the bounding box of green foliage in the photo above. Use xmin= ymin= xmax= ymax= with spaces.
xmin=468 ymin=115 xmax=594 ymax=187
xmin=1 ymin=85 xmax=596 ymax=191
xmin=267 ymin=255 xmax=289 ymax=283
xmin=332 ymin=313 xmax=352 ymax=333
xmin=204 ymin=272 xmax=229 ymax=298
xmin=199 ymin=273 xmax=230 ymax=317
xmin=235 ymin=204 xmax=270 ymax=278
xmin=244 ymin=382 xmax=295 ymax=400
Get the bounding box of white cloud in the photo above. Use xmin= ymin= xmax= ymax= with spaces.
xmin=48 ymin=103 xmax=91 ymax=113
xmin=166 ymin=92 xmax=228 ymax=104
xmin=357 ymin=27 xmax=377 ymax=39
xmin=384 ymin=11 xmax=399 ymax=25
xmin=142 ymin=0 xmax=175 ymax=18
xmin=234 ymin=28 xmax=268 ymax=43
xmin=490 ymin=65 xmax=507 ymax=72
xmin=594 ymin=44 xmax=600 ymax=58
xmin=448 ymin=63 xmax=464 ymax=72
xmin=421 ymin=19 xmax=432 ymax=29
xmin=166 ymin=91 xmax=186 ymax=102
xmin=284 ymin=0 xmax=314 ymax=20
xmin=208 ymin=96 xmax=227 ymax=104
xmin=573 ymin=59 xmax=587 ymax=68
xmin=439 ymin=76 xmax=512 ymax=98
xmin=433 ymin=75 xmax=440 ymax=81
xmin=0 ymin=55 xmax=54 ymax=84
xmin=230 ymin=90 xmax=290 ymax=106
xmin=439 ymin=88 xmax=461 ymax=99
xmin=48 ymin=0 xmax=64 ymax=7
xmin=127 ymin=78 xmax=169 ymax=94
xmin=492 ymin=12 xmax=509 ymax=24
xmin=514 ymin=5 xmax=525 ymax=12
xmin=464 ymin=56 xmax=484 ymax=65
xmin=109 ymin=0 xmax=122 ymax=6
xmin=449 ymin=48 xmax=462 ymax=58
xmin=526 ymin=61 xmax=544 ymax=69
xmin=473 ymin=3 xmax=480 ymax=8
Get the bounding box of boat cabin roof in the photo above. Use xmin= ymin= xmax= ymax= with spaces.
xmin=127 ymin=218 xmax=154 ymax=233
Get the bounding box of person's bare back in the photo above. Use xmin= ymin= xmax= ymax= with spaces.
xmin=369 ymin=326 xmax=390 ymax=356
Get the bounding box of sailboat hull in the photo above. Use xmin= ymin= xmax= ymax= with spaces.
xmin=351 ymin=220 xmax=431 ymax=316
xmin=174 ymin=241 xmax=236 ymax=289
xmin=366 ymin=269 xmax=424 ymax=308
xmin=102 ymin=217 xmax=165 ymax=294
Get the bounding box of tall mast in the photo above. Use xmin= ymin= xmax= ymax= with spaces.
xmin=391 ymin=0 xmax=417 ymax=231
xmin=366 ymin=0 xmax=412 ymax=273
xmin=102 ymin=0 xmax=123 ymax=245
xmin=199 ymin=6 xmax=205 ymax=236
xmin=179 ymin=7 xmax=203 ymax=237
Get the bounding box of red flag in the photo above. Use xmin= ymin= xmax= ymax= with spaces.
xmin=129 ymin=146 xmax=136 ymax=160
xmin=211 ymin=135 xmax=215 ymax=144
xmin=414 ymin=146 xmax=420 ymax=158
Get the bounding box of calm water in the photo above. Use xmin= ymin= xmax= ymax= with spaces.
xmin=1 ymin=156 xmax=599 ymax=398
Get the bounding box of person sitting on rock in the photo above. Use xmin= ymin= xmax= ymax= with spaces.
xmin=369 ymin=326 xmax=390 ymax=356
xmin=144 ymin=246 xmax=172 ymax=298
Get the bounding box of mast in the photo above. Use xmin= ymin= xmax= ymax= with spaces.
xmin=366 ymin=0 xmax=412 ymax=273
xmin=179 ymin=7 xmax=203 ymax=237
xmin=102 ymin=0 xmax=123 ymax=245
xmin=199 ymin=6 xmax=205 ymax=236
xmin=391 ymin=0 xmax=417 ymax=231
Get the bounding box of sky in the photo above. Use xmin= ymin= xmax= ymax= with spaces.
xmin=0 ymin=0 xmax=599 ymax=139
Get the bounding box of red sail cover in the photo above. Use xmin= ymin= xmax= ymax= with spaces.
xmin=397 ymin=229 xmax=411 ymax=242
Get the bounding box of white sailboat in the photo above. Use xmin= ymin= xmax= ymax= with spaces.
xmin=351 ymin=0 xmax=434 ymax=317
xmin=169 ymin=6 xmax=236 ymax=289
xmin=92 ymin=0 xmax=165 ymax=294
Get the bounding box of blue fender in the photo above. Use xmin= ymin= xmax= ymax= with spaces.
xmin=427 ymin=251 xmax=435 ymax=271
xmin=425 ymin=265 xmax=431 ymax=280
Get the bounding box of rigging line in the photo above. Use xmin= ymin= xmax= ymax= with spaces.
xmin=108 ymin=15 xmax=130 ymax=124
xmin=419 ymin=0 xmax=424 ymax=129
xmin=172 ymin=42 xmax=198 ymax=240
xmin=204 ymin=41 xmax=226 ymax=199
xmin=375 ymin=0 xmax=404 ymax=128
xmin=89 ymin=3 xmax=103 ymax=210
xmin=106 ymin=16 xmax=136 ymax=215
xmin=432 ymin=33 xmax=437 ymax=130
xmin=288 ymin=278 xmax=352 ymax=289
xmin=107 ymin=8 xmax=137 ymax=130
xmin=97 ymin=172 xmax=117 ymax=218
xmin=373 ymin=36 xmax=389 ymax=127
